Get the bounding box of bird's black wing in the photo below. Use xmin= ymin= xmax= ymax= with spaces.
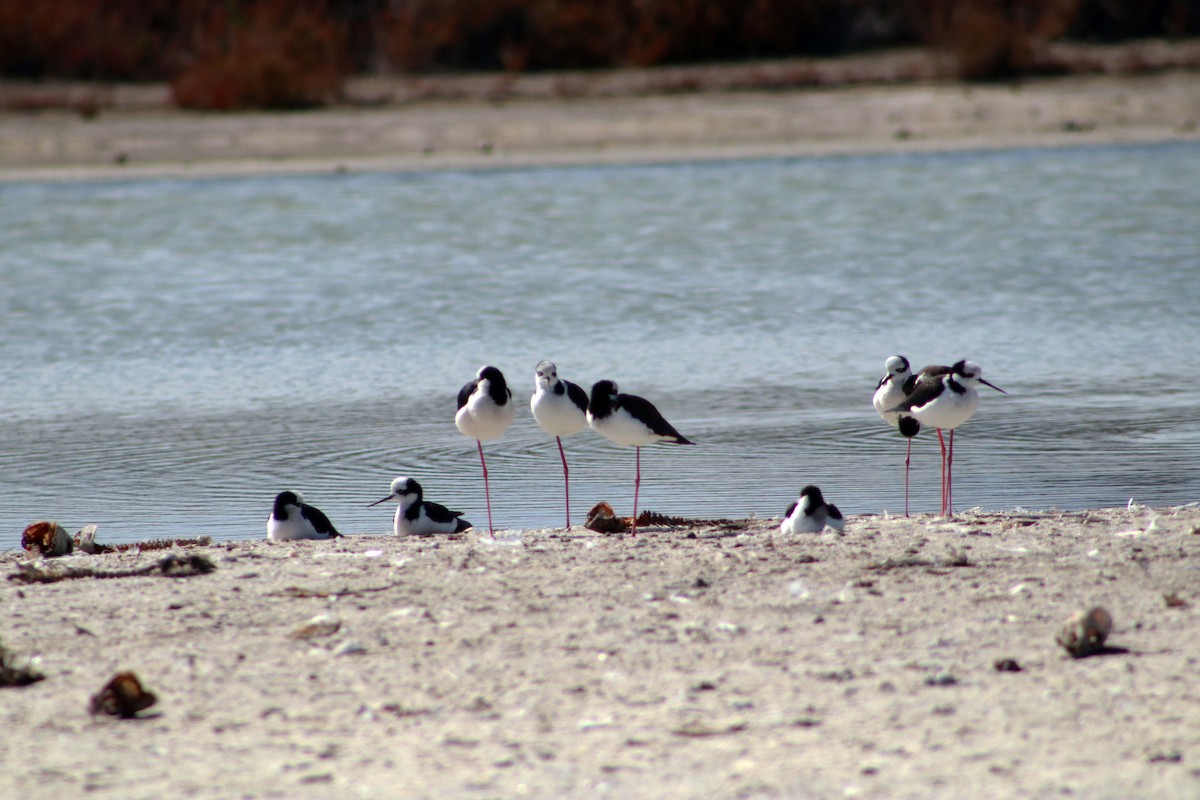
xmin=457 ymin=379 xmax=478 ymax=411
xmin=902 ymin=364 xmax=951 ymax=396
xmin=303 ymin=505 xmax=341 ymax=537
xmin=424 ymin=501 xmax=464 ymax=525
xmin=564 ymin=380 xmax=590 ymax=413
xmin=784 ymin=501 xmax=797 ymax=518
xmin=622 ymin=393 xmax=694 ymax=444
xmin=890 ymin=376 xmax=945 ymax=413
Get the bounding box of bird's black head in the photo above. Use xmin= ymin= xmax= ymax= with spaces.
xmin=478 ymin=365 xmax=505 ymax=385
xmin=588 ymin=380 xmax=618 ymax=415
xmin=799 ymin=485 xmax=824 ymax=504
xmin=273 ymin=490 xmax=302 ymax=518
xmin=898 ymin=416 xmax=921 ymax=437
xmin=477 ymin=365 xmax=510 ymax=404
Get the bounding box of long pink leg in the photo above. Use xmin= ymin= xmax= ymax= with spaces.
xmin=631 ymin=446 xmax=641 ymax=535
xmin=946 ymin=429 xmax=955 ymax=517
xmin=904 ymin=437 xmax=912 ymax=518
xmin=936 ymin=429 xmax=947 ymax=517
xmin=556 ymin=436 xmax=571 ymax=529
xmin=477 ymin=440 xmax=495 ymax=538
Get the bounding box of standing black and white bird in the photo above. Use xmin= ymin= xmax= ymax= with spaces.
xmin=889 ymin=359 xmax=1006 ymax=517
xmin=873 ymin=354 xmax=921 ymax=516
xmin=780 ymin=485 xmax=844 ymax=534
xmin=531 ymin=360 xmax=590 ymax=529
xmin=455 ymin=365 xmax=515 ymax=536
xmin=267 ymin=491 xmax=342 ymax=541
xmin=367 ymin=476 xmax=472 ymax=536
xmin=587 ymin=379 xmax=694 ymax=534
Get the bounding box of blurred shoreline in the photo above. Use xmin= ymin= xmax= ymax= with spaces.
xmin=2 ymin=42 xmax=1198 ymax=182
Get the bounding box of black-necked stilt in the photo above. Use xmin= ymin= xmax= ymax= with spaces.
xmin=586 ymin=379 xmax=693 ymax=534
xmin=531 ymin=360 xmax=590 ymax=529
xmin=889 ymin=359 xmax=1006 ymax=516
xmin=781 ymin=485 xmax=843 ymax=534
xmin=367 ymin=476 xmax=472 ymax=536
xmin=455 ymin=365 xmax=515 ymax=536
xmin=873 ymin=355 xmax=920 ymax=516
xmin=267 ymin=491 xmax=342 ymax=541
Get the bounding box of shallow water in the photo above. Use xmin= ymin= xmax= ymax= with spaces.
xmin=2 ymin=142 xmax=1199 ymax=546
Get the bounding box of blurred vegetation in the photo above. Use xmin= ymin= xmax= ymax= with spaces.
xmin=0 ymin=0 xmax=1196 ymax=108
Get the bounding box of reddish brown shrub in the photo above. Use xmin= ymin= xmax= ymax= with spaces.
xmin=171 ymin=0 xmax=349 ymax=110
xmin=0 ymin=0 xmax=176 ymax=79
xmin=919 ymin=0 xmax=1082 ymax=79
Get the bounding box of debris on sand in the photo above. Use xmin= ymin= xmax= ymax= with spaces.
xmin=583 ymin=502 xmax=738 ymax=534
xmin=9 ymin=553 xmax=216 ymax=584
xmin=21 ymin=521 xmax=74 ymax=557
xmin=89 ymin=671 xmax=157 ymax=718
xmin=290 ymin=615 xmax=342 ymax=640
xmin=1163 ymin=593 xmax=1189 ymax=608
xmin=585 ymin=502 xmax=628 ymax=533
xmin=23 ymin=521 xmax=211 ymax=556
xmin=0 ymin=639 xmax=45 ymax=688
xmin=75 ymin=526 xmax=212 ymax=554
xmin=1056 ymin=607 xmax=1113 ymax=658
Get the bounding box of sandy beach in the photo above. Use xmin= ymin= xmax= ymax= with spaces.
xmin=3 ymin=505 xmax=1199 ymax=799
xmin=2 ymin=51 xmax=1199 ymax=182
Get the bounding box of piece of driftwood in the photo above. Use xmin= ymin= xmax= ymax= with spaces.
xmin=8 ymin=553 xmax=216 ymax=584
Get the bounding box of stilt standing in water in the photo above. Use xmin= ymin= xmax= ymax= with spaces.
xmin=873 ymin=355 xmax=920 ymax=516
xmin=531 ymin=360 xmax=590 ymax=529
xmin=889 ymin=360 xmax=1006 ymax=516
xmin=455 ymin=365 xmax=515 ymax=537
xmin=587 ymin=379 xmax=694 ymax=534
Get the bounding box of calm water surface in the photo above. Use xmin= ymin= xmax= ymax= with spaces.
xmin=2 ymin=142 xmax=1198 ymax=546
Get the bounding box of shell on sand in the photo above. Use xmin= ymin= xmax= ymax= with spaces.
xmin=89 ymin=671 xmax=157 ymax=718
xmin=21 ymin=521 xmax=73 ymax=557
xmin=585 ymin=502 xmax=629 ymax=534
xmin=1056 ymin=607 xmax=1113 ymax=658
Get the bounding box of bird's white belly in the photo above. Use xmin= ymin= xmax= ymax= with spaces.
xmin=456 ymin=397 xmax=515 ymax=441
xmin=532 ymin=394 xmax=587 ymax=437
xmin=873 ymin=384 xmax=908 ymax=427
xmin=588 ymin=410 xmax=662 ymax=447
xmin=268 ymin=516 xmax=316 ymax=541
xmin=911 ymin=391 xmax=979 ymax=430
xmin=781 ymin=509 xmax=824 ymax=534
xmin=396 ymin=506 xmax=448 ymax=537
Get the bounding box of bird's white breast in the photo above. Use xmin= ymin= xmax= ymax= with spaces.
xmin=780 ymin=503 xmax=825 ymax=535
xmin=873 ymin=378 xmax=910 ymax=427
xmin=456 ymin=387 xmax=516 ymax=441
xmin=532 ymin=389 xmax=587 ymax=437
